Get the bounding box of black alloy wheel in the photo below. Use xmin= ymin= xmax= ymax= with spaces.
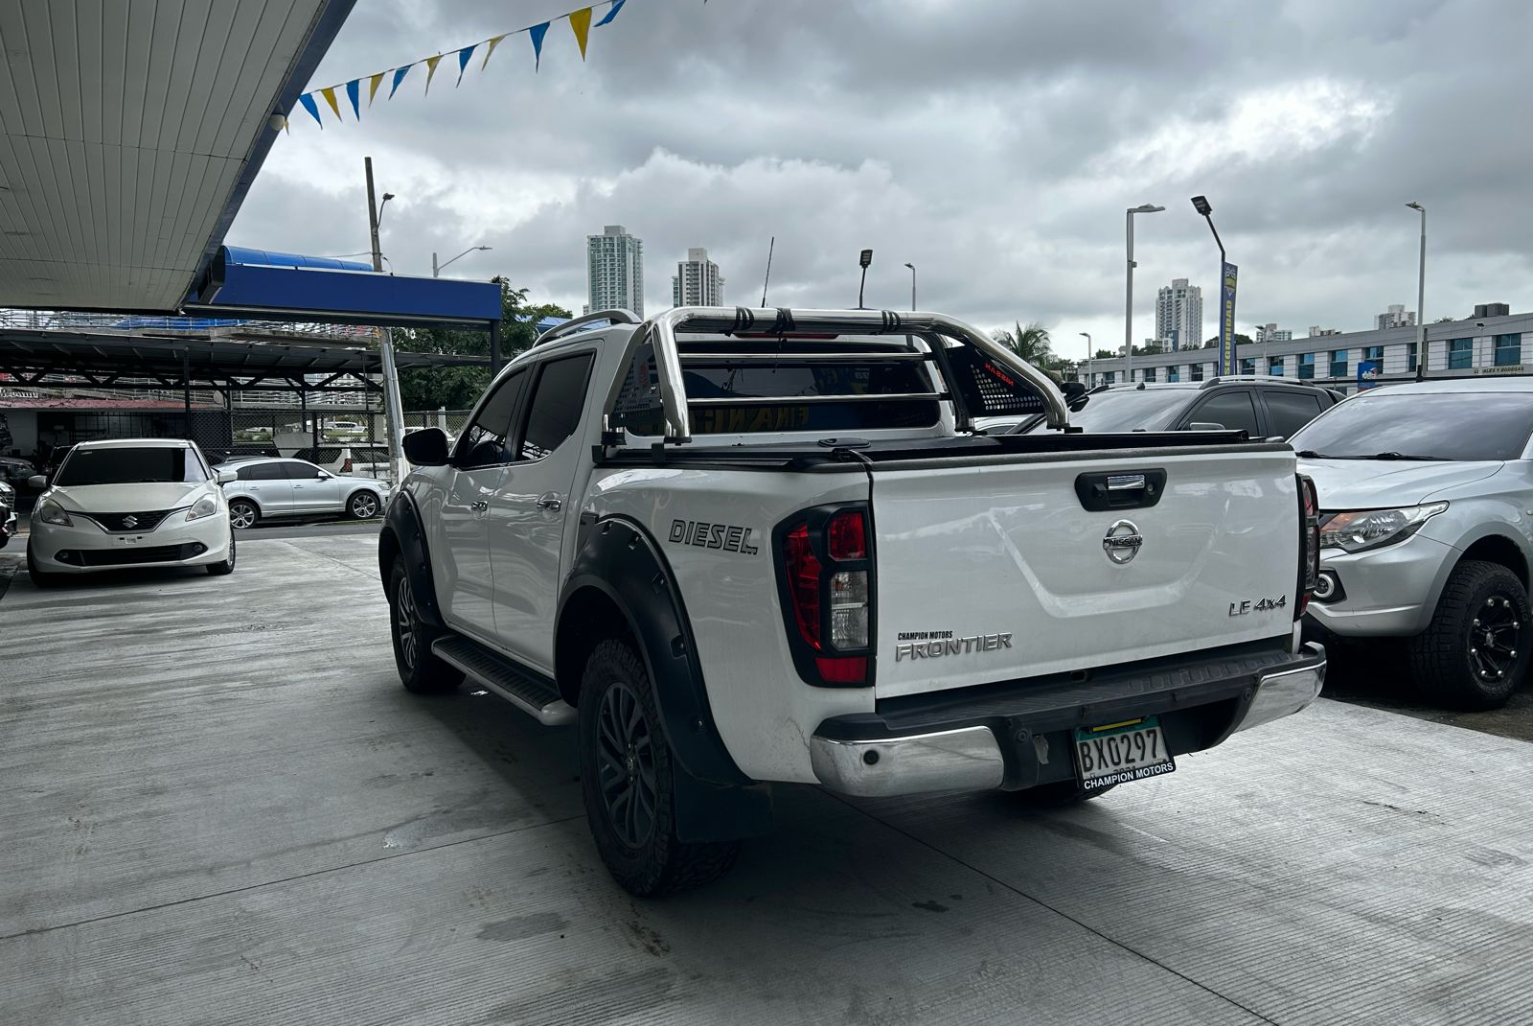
xmin=1409 ymin=560 xmax=1531 ymax=710
xmin=1469 ymin=594 xmax=1520 ymax=685
xmin=596 ymin=680 xmax=658 ymax=849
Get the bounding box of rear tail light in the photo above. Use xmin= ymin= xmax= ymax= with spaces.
xmin=341 ymin=458 xmax=353 ymax=473
xmin=1297 ymin=474 xmax=1320 ymax=618
xmin=778 ymin=506 xmax=874 ymax=686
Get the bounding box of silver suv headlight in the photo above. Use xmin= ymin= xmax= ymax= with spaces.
xmin=186 ymin=495 xmax=220 ymax=521
xmin=1319 ymin=502 xmax=1447 ymax=553
xmin=37 ymin=500 xmax=72 ymax=526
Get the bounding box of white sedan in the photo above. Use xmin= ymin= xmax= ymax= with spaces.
xmin=27 ymin=438 xmax=237 ymax=585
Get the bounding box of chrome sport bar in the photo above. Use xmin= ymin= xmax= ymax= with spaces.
xmin=641 ymin=306 xmax=1072 ymax=443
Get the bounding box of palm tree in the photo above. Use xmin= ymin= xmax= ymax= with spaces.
xmin=993 ymin=321 xmax=1053 ymax=366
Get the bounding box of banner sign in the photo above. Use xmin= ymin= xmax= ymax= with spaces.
xmin=1357 ymin=360 xmax=1380 ymax=390
xmin=1218 ymin=262 xmax=1238 ymax=376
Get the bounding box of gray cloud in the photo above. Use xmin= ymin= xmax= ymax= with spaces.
xmin=231 ymin=0 xmax=1533 ymax=362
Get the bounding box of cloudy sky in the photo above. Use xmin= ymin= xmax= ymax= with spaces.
xmin=231 ymin=0 xmax=1533 ymax=363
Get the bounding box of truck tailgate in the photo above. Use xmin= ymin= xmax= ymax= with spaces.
xmin=871 ymin=447 xmax=1300 ymax=698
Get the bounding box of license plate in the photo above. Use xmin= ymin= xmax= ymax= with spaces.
xmin=1074 ymin=717 xmax=1175 ymax=791
xmin=112 ymin=535 xmax=145 ymax=546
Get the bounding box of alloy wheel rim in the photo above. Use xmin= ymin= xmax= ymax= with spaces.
xmin=230 ymin=504 xmax=255 ymax=529
xmin=1469 ymin=594 xmax=1520 ymax=683
xmin=597 ymin=681 xmax=656 ymax=848
xmin=396 ymin=575 xmax=418 ymax=670
xmin=354 ymin=494 xmax=378 ymax=518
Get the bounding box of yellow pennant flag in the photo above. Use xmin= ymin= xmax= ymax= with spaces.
xmin=319 ymin=86 xmax=342 ymax=120
xmin=423 ymin=53 xmax=443 ymax=94
xmin=480 ymin=33 xmax=508 ymax=70
xmin=569 ymin=8 xmax=593 ymax=59
xmin=367 ymin=71 xmax=385 ymax=106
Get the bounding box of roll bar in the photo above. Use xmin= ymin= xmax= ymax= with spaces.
xmin=535 ymin=308 xmax=640 ymax=346
xmin=638 ymin=306 xmax=1072 ymax=443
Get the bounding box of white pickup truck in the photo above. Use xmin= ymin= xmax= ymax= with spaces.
xmin=379 ymin=306 xmax=1326 ymax=895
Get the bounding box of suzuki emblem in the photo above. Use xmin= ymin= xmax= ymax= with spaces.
xmin=1102 ymin=519 xmax=1144 ymax=565
xmin=122 ymin=516 xmax=139 ymax=529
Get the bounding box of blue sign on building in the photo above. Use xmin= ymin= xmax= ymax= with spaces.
xmin=1358 ymin=360 xmax=1381 ymax=390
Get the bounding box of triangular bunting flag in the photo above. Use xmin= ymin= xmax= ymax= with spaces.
xmin=368 ymin=71 xmax=385 ymax=105
xmin=389 ymin=64 xmax=412 ymax=99
xmin=569 ymin=8 xmax=593 ymax=59
xmin=345 ymin=79 xmax=361 ymax=119
xmin=424 ymin=53 xmax=443 ymax=94
xmin=594 ymin=0 xmax=626 ymax=27
xmin=297 ymin=92 xmax=323 ymax=127
xmin=456 ymin=44 xmax=476 ymax=86
xmin=320 ymin=86 xmax=342 ymax=121
xmin=481 ymin=33 xmax=508 ymax=70
xmin=528 ymin=22 xmax=550 ymax=70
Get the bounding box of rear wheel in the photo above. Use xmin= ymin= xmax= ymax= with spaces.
xmin=1408 ymin=560 xmax=1531 ymax=710
xmin=388 ymin=558 xmax=461 ymax=694
xmin=579 ymin=639 xmax=739 ymax=895
xmin=207 ymin=530 xmax=236 ymax=575
xmin=228 ymin=499 xmax=259 ymax=530
xmin=348 ymin=491 xmax=381 ymax=520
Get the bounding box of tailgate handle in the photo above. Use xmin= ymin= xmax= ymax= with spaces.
xmin=1075 ymin=469 xmax=1167 ymax=511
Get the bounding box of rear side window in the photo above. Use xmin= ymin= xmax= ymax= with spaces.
xmin=456 ymin=371 xmax=526 ymax=468
xmin=520 ymin=354 xmax=595 ymax=460
xmin=1263 ymin=390 xmax=1324 ymax=438
xmin=239 ymin=463 xmax=286 ymax=481
xmin=280 ymin=461 xmax=322 ymax=479
xmin=1190 ymin=390 xmax=1260 ymax=436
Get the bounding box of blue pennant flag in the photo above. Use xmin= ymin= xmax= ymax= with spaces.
xmin=344 ymin=79 xmax=361 ymax=119
xmin=528 ymin=21 xmax=550 ymax=70
xmin=297 ymin=92 xmax=323 ymax=127
xmin=594 ymin=0 xmax=626 ymax=27
xmin=456 ymin=44 xmax=476 ymax=86
xmin=389 ymin=64 xmax=412 ymax=99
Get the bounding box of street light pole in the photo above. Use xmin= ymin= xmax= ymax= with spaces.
xmin=433 ymin=245 xmax=493 ymax=278
xmin=1191 ymin=195 xmax=1231 ymax=375
xmin=904 ymin=262 xmax=916 ymax=311
xmin=1079 ymin=332 xmax=1092 ymax=384
xmin=1125 ymin=204 xmax=1165 ymax=384
xmin=364 ymin=156 xmax=404 ymax=484
xmin=1407 ymin=202 xmax=1426 ymax=378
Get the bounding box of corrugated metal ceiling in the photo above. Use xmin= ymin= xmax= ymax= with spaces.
xmin=0 ymin=0 xmax=342 ymax=313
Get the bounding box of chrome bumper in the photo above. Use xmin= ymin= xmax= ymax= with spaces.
xmin=810 ymin=643 xmax=1327 ymax=798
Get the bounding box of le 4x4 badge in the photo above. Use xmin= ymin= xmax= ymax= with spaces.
xmin=1230 ymin=595 xmax=1287 ymax=616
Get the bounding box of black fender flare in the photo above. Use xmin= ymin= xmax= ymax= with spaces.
xmin=379 ymin=491 xmax=445 ymax=630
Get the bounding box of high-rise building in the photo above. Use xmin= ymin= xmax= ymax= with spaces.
xmin=671 ymin=247 xmax=725 ymax=307
xmin=1308 ymin=325 xmax=1340 ymax=337
xmin=1374 ymin=304 xmax=1416 ymax=329
xmin=1254 ymin=323 xmax=1292 ymax=344
xmin=586 ymin=225 xmax=644 ymax=317
xmin=1155 ymin=278 xmax=1203 ymax=352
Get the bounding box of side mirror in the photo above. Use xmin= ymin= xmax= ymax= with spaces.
xmin=403 ymin=427 xmax=450 ymax=467
xmin=1187 ymin=422 xmax=1226 ymax=432
xmin=317 ymin=470 xmax=331 ymax=479
xmin=27 ymin=474 xmax=46 ymax=489
xmin=217 ymin=469 xmax=237 ymax=485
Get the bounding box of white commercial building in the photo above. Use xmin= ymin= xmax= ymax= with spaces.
xmin=1083 ymin=306 xmax=1532 ymax=391
xmin=1155 ymin=278 xmax=1203 ymax=352
xmin=586 ymin=225 xmax=644 ymax=317
xmin=1375 ymin=304 xmax=1416 ymax=330
xmin=1255 ymin=323 xmax=1293 ymax=344
xmin=671 ymin=247 xmax=725 ymax=307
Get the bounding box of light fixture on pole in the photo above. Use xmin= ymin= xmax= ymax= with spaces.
xmin=1191 ymin=195 xmax=1236 ymax=376
xmin=1407 ymin=202 xmax=1426 ymax=379
xmin=857 ymin=249 xmax=874 ymax=309
xmin=1079 ymin=332 xmax=1092 ymax=384
xmin=433 ymin=245 xmax=493 ymax=278
xmin=903 ymin=262 xmax=916 ymax=311
xmin=1125 ymin=204 xmax=1165 ymax=384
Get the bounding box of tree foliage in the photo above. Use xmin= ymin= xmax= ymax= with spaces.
xmin=391 ymin=278 xmax=571 ymax=410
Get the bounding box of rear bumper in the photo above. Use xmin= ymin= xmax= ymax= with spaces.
xmin=810 ymin=642 xmax=1326 ymax=798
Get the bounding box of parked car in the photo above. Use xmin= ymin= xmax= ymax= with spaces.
xmin=222 ymin=457 xmax=389 ymax=529
xmin=0 ymin=479 xmax=16 ymax=548
xmin=0 ymin=455 xmax=38 ymax=485
xmin=1292 ymin=377 xmax=1533 ymax=709
xmin=25 ymin=438 xmax=237 ymax=585
xmin=1000 ymin=377 xmax=1341 ymax=438
xmin=379 ymin=306 xmax=1324 ymax=896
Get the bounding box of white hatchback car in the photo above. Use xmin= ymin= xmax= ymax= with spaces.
xmin=27 ymin=438 xmax=237 ymax=585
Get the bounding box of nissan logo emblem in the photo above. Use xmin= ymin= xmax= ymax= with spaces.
xmin=1103 ymin=519 xmax=1144 ymax=565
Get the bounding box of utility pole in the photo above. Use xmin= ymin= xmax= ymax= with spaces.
xmin=1407 ymin=202 xmax=1426 ymax=378
xmin=431 ymin=252 xmax=438 ymax=278
xmin=366 ymin=156 xmax=406 ymax=483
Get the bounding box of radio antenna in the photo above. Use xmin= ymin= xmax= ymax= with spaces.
xmin=760 ymin=235 xmax=775 ymax=307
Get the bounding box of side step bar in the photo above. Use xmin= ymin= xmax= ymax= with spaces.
xmin=431 ymin=635 xmax=576 ymax=726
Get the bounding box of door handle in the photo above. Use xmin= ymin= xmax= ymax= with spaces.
xmin=536 ymin=493 xmax=562 ymax=512
xmin=471 ymin=500 xmax=488 ymax=511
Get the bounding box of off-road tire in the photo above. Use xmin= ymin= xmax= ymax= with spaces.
xmin=579 ymin=639 xmax=740 ymax=896
xmin=1408 ymin=560 xmax=1530 ymax=710
xmin=1010 ymin=779 xmax=1115 ymax=809
xmin=207 ymin=530 xmax=236 ymax=575
xmin=228 ymin=499 xmax=260 ymax=530
xmin=388 ymin=558 xmax=462 ymax=694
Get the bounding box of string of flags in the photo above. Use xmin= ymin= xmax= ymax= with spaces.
xmin=285 ymin=0 xmax=642 ymax=131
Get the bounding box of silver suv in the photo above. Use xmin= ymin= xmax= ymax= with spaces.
xmin=1292 ymin=377 xmax=1533 ymax=709
xmin=221 ymin=457 xmax=388 ymax=529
